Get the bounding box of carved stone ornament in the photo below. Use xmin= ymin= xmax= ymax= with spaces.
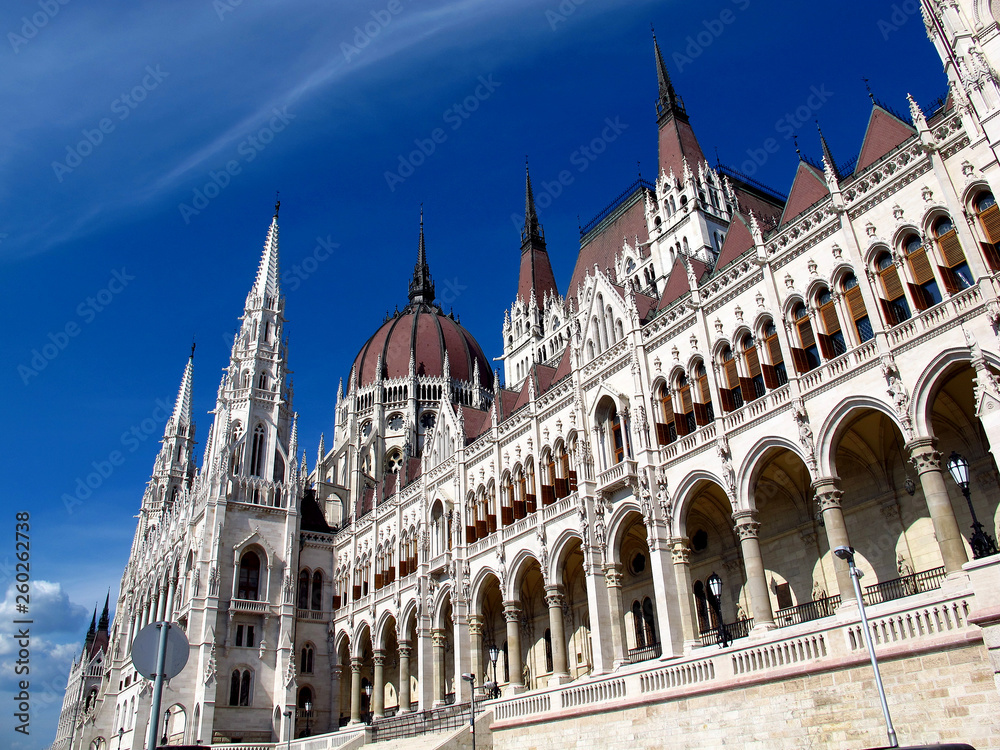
xmin=732 ymin=510 xmax=760 ymax=541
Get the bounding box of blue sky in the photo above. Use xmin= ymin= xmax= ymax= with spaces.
xmin=2 ymin=0 xmax=944 ymax=746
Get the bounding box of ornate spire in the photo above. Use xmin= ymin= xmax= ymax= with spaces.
xmin=653 ymin=27 xmax=687 ymax=124
xmin=522 ymin=158 xmax=544 ymax=247
xmin=169 ymin=347 xmax=195 ymax=434
xmin=250 ymin=208 xmax=281 ymax=304
xmin=408 ymin=207 xmax=435 ymax=306
xmin=817 ymin=121 xmax=840 ymax=181
xmin=98 ymin=591 xmax=110 ymax=632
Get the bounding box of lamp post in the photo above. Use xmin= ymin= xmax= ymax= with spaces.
xmin=303 ymin=701 xmax=312 ymax=737
xmin=946 ymin=451 xmax=999 ymax=559
xmin=161 ymin=708 xmax=170 ymax=746
xmin=363 ymin=683 xmax=373 ymax=724
xmin=116 ymin=728 xmax=124 ymax=750
xmin=834 ymin=546 xmax=898 ymax=748
xmin=282 ymin=709 xmax=292 ymax=750
xmin=705 ymin=572 xmax=730 ymax=648
xmin=488 ymin=644 xmax=500 ymax=699
xmin=462 ymin=672 xmax=476 ymax=750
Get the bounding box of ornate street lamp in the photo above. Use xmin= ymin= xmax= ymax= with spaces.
xmin=487 ymin=644 xmax=500 ymax=699
xmin=115 ymin=727 xmax=124 ymax=750
xmin=706 ymin=572 xmax=730 ymax=648
xmin=363 ymin=683 xmax=373 ymax=724
xmin=946 ymin=451 xmax=999 ymax=559
xmin=161 ymin=708 xmax=170 ymax=745
xmin=303 ymin=701 xmax=313 ymax=737
xmin=282 ymin=709 xmax=292 ymax=750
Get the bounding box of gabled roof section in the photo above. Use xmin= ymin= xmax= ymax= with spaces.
xmin=551 ymin=344 xmax=573 ymax=383
xmin=496 ymin=388 xmax=521 ymax=421
xmin=511 ymin=373 xmax=532 ymax=412
xmin=714 ymin=212 xmax=756 ymax=272
xmin=657 ymin=256 xmax=692 ymax=311
xmin=854 ymin=105 xmax=917 ymax=173
xmin=300 ymin=489 xmax=333 ymax=533
xmin=569 ymin=186 xmax=650 ymax=304
xmin=779 ymin=161 xmax=830 ymax=227
xmin=461 ymin=406 xmax=491 ymax=443
xmin=534 ymin=363 xmax=557 ymax=395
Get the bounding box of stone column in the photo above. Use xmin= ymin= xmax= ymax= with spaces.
xmin=431 ymin=629 xmax=446 ymax=706
xmin=602 ymin=564 xmax=628 ymax=666
xmin=733 ymin=510 xmax=775 ymax=630
xmin=908 ymin=437 xmax=969 ymax=572
xmin=503 ymin=601 xmax=523 ymax=694
xmin=348 ymin=657 xmax=362 ymax=725
xmin=372 ymin=650 xmax=385 ymax=719
xmin=468 ymin=615 xmax=483 ymax=685
xmin=544 ymin=585 xmax=571 ymax=684
xmin=328 ymin=664 xmax=342 ymax=730
xmin=670 ymin=538 xmax=702 ymax=648
xmin=812 ymin=478 xmax=856 ymax=603
xmin=397 ymin=643 xmax=411 ymax=714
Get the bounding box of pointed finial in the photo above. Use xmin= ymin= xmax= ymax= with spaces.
xmin=190 ymin=340 xmax=196 ymax=360
xmin=274 ymin=191 xmax=280 ymax=218
xmin=863 ymin=77 xmax=875 ymax=103
xmin=654 ymin=27 xmax=686 ymax=122
xmin=816 ymin=120 xmax=840 ymax=181
xmin=522 ymin=158 xmax=544 ymax=246
xmin=793 ymin=135 xmax=802 ymax=160
xmin=409 ymin=206 xmax=435 ymax=305
xmin=637 ymin=160 xmax=642 ymax=180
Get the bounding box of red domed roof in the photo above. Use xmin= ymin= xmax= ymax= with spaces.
xmin=352 ymin=305 xmax=492 ymax=388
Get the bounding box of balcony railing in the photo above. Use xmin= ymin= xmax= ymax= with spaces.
xmin=774 ymin=594 xmax=842 ymax=627
xmin=627 ymin=641 xmax=662 ymax=663
xmin=699 ymin=617 xmax=753 ymax=644
xmin=369 ymin=701 xmax=481 ymax=743
xmin=231 ymin=598 xmax=269 ymax=614
xmin=862 ymin=566 xmax=946 ymax=606
xmin=596 ymin=459 xmax=637 ymax=493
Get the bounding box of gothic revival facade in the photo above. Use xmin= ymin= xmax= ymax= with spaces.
xmin=54 ymin=2 xmax=1000 ymax=748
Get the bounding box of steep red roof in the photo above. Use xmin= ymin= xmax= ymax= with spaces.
xmin=657 ymin=256 xmax=691 ymax=311
xmin=779 ymin=162 xmax=830 ymax=227
xmin=518 ymin=246 xmax=559 ymax=307
xmin=732 ymin=185 xmax=784 ymax=229
xmin=512 ymin=374 xmax=532 ymax=412
xmin=854 ymin=105 xmax=916 ymax=173
xmin=461 ymin=405 xmax=491 ymax=443
xmin=551 ymin=344 xmax=572 ymax=383
xmin=534 ymin=363 xmax=557 ymax=395
xmin=714 ymin=213 xmax=756 ymax=271
xmin=659 ymin=117 xmax=707 ymax=180
xmin=634 ymin=290 xmax=658 ymax=323
xmin=569 ymin=194 xmax=648 ymax=303
xmin=497 ymin=389 xmax=520 ymax=421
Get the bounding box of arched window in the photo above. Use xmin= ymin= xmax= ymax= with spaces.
xmin=631 ymin=601 xmax=646 ymax=648
xmin=692 ymin=362 xmax=713 ymax=426
xmin=311 ymin=571 xmax=322 ymax=610
xmin=815 ymin=287 xmax=846 ymax=358
xmin=760 ymin=320 xmax=788 ymax=388
xmin=297 ymin=571 xmax=309 ymax=609
xmin=841 ymin=274 xmax=873 ymax=343
xmin=230 ymin=423 xmax=244 ymax=475
xmin=674 ymin=373 xmax=695 ymax=437
xmin=237 ymin=551 xmax=261 ymax=600
xmin=740 ymin=334 xmax=765 ymax=400
xmin=544 ymin=628 xmax=553 ymax=673
xmin=974 ymin=191 xmax=1000 ymax=270
xmin=790 ymin=303 xmax=819 ymax=373
xmin=874 ymin=250 xmax=911 ymax=325
xmin=297 ymin=686 xmax=313 ymax=709
xmin=903 ymin=233 xmax=942 ymax=309
xmin=933 ymin=216 xmax=973 ymax=293
xmin=693 ymin=581 xmax=709 ymax=634
xmin=642 ymin=597 xmax=657 ymax=647
xmin=653 ymin=381 xmax=676 ymax=445
xmin=718 ymin=347 xmax=743 ymax=413
xmin=249 ymin=425 xmax=265 ymax=477
xmin=229 ymin=669 xmax=253 ymax=706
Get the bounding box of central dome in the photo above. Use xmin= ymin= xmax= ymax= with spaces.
xmin=351 ymin=215 xmax=492 ymax=390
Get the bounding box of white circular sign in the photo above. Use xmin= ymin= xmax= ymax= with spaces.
xmin=131 ymin=622 xmax=189 ymax=680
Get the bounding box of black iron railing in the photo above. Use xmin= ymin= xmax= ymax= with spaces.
xmin=627 ymin=641 xmax=662 ymax=664
xmin=369 ymin=702 xmax=480 ymax=743
xmin=775 ymin=594 xmax=842 ymax=627
xmin=862 ymin=566 xmax=946 ymax=606
xmin=699 ymin=618 xmax=753 ymax=644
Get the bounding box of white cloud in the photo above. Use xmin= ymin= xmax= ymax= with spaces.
xmin=0 ymin=581 xmax=91 ymax=636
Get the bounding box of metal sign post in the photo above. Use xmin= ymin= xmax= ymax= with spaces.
xmin=131 ymin=622 xmax=189 ymax=750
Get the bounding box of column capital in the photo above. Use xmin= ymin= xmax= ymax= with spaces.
xmin=431 ymin=628 xmax=447 ymax=647
xmin=373 ymin=650 xmax=386 ymax=667
xmin=350 ymin=656 xmax=363 ymax=673
xmin=468 ymin=615 xmax=484 ymax=636
xmin=732 ymin=509 xmax=760 ymax=540
xmin=603 ymin=563 xmax=624 ymax=588
xmin=330 ymin=664 xmax=343 ymax=678
xmin=670 ymin=537 xmax=692 ymax=565
xmin=544 ymin=584 xmax=566 ymax=609
xmin=502 ymin=600 xmax=522 ymax=622
xmin=813 ymin=479 xmax=843 ymax=512
xmin=398 ymin=643 xmax=412 ymax=659
xmin=906 ymin=436 xmax=942 ymax=473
